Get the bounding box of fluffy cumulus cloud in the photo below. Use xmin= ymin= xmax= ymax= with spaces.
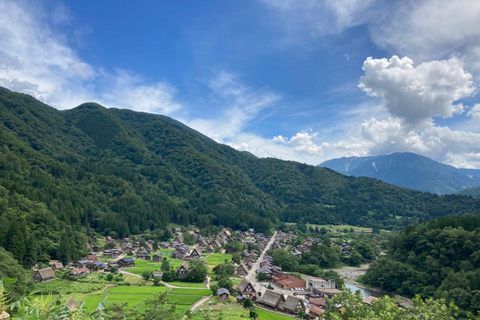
xmin=467 ymin=104 xmax=480 ymax=127
xmin=359 ymin=119 xmax=480 ymax=168
xmin=0 ymin=0 xmax=182 ymax=114
xmin=359 ymin=56 xmax=475 ymax=126
xmin=268 ymin=53 xmax=480 ymax=168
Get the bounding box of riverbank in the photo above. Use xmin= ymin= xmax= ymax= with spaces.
xmin=334 ymin=264 xmax=413 ymax=306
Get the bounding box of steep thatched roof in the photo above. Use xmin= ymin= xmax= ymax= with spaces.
xmin=259 ymin=290 xmax=284 ymax=308
xmin=37 ymin=267 xmax=55 ymax=279
xmin=238 ymin=279 xmax=255 ymax=293
xmin=66 ymin=297 xmax=79 ymax=311
xmin=283 ymin=295 xmax=304 ymax=312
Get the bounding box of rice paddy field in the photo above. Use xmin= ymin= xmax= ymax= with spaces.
xmin=204 ymin=253 xmax=233 ymax=271
xmin=82 ymin=286 xmax=209 ymax=315
xmin=123 ymin=258 xmax=183 ymax=276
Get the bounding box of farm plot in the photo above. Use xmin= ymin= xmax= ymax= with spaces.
xmin=124 ymin=258 xmax=183 ymax=276
xmin=82 ymin=286 xmax=209 ymax=315
xmin=83 ymin=286 xmax=169 ymax=312
xmin=204 ymin=253 xmax=233 ymax=270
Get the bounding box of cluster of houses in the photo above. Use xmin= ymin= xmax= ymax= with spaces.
xmin=233 ymin=231 xmax=380 ymax=319
xmin=31 ymin=227 xmax=273 ymax=284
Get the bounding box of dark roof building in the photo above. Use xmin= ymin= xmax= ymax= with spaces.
xmin=283 ymin=295 xmax=305 ymax=314
xmin=32 ymin=267 xmax=55 ymax=282
xmin=257 ymin=290 xmax=285 ymax=309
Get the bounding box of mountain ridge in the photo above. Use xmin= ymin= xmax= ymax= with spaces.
xmin=2 ymin=89 xmax=480 ymax=265
xmin=319 ymin=152 xmax=480 ymax=194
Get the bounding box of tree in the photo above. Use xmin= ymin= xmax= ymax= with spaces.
xmin=105 ymin=302 xmax=128 ymax=320
xmin=161 ymin=229 xmax=172 ymax=241
xmin=271 ymin=249 xmax=299 ymax=272
xmin=256 ymin=273 xmax=267 ymax=281
xmin=142 ymin=271 xmax=152 ymax=281
xmin=216 ymin=272 xmax=233 ymax=293
xmin=186 ymin=260 xmax=207 ymax=283
xmin=323 ymin=287 xmax=459 ymax=320
xmin=135 ymin=291 xmax=177 ymax=320
xmin=0 ymin=247 xmax=29 ymax=301
xmin=161 ymin=259 xmax=170 ymax=272
xmin=161 ymin=270 xmax=177 ymax=282
xmin=243 ymin=299 xmax=253 ymax=308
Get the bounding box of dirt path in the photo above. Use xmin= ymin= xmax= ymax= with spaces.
xmin=183 ymin=295 xmax=212 ymax=320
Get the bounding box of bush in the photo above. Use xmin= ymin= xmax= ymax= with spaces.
xmin=243 ymin=299 xmax=253 ymax=308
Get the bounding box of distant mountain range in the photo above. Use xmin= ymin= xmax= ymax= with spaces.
xmin=319 ymin=152 xmax=480 ymax=194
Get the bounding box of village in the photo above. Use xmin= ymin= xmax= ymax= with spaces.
xmin=28 ymin=225 xmax=382 ymax=319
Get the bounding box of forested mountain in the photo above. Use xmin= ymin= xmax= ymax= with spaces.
xmin=457 ymin=186 xmax=480 ymax=197
xmin=320 ymin=152 xmax=480 ymax=194
xmin=2 ymin=88 xmax=480 ymax=266
xmin=361 ymin=216 xmax=480 ymax=317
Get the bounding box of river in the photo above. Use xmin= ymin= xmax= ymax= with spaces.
xmin=344 ymin=283 xmax=382 ymax=298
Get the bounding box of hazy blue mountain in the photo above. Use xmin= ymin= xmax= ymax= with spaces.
xmin=319 ymin=152 xmax=480 ymax=194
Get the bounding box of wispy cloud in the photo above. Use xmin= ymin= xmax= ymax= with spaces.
xmin=186 ymin=70 xmax=281 ymax=143
xmin=0 ymin=0 xmax=182 ymax=114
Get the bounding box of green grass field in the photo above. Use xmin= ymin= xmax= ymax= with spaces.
xmin=256 ymin=308 xmax=295 ymax=319
xmin=81 ymin=286 xmax=209 ymax=315
xmin=124 ymin=258 xmax=183 ymax=276
xmin=230 ymin=277 xmax=242 ymax=287
xmin=204 ymin=253 xmax=233 ymax=272
xmin=166 ymin=281 xmax=206 ymax=288
xmin=169 ymin=288 xmax=211 ymax=295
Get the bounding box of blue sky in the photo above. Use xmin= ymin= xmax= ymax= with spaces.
xmin=1 ymin=0 xmax=480 ymax=168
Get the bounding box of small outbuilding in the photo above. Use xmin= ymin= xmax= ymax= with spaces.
xmin=217 ymin=288 xmax=230 ymax=301
xmin=32 ymin=267 xmax=55 ymax=282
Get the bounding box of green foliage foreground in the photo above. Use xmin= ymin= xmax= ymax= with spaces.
xmin=362 ymin=216 xmax=480 ymax=317
xmin=324 ymin=287 xmax=460 ymax=320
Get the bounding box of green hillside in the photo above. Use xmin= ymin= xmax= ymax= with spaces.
xmin=457 ymin=186 xmax=480 ymax=197
xmin=2 ymin=89 xmax=480 ymax=266
xmin=361 ymin=215 xmax=480 ymax=317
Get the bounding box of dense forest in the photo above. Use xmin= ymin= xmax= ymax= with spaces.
xmin=457 ymin=186 xmax=480 ymax=197
xmin=2 ymin=88 xmax=480 ymax=266
xmin=361 ymin=215 xmax=480 ymax=317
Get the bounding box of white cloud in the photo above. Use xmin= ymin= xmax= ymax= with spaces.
xmin=100 ymin=70 xmax=182 ymax=115
xmin=259 ymin=0 xmax=377 ymax=38
xmin=467 ymin=104 xmax=480 ymax=127
xmin=0 ymin=1 xmax=94 ymax=106
xmin=186 ymin=71 xmax=281 ymax=143
xmin=288 ymin=132 xmax=325 ymax=155
xmin=370 ymin=0 xmax=480 ymax=61
xmin=359 ymin=56 xmax=475 ymax=127
xmin=0 ymin=0 xmax=182 ymax=114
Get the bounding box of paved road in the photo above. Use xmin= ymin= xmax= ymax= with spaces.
xmin=246 ymin=231 xmax=277 ymax=292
